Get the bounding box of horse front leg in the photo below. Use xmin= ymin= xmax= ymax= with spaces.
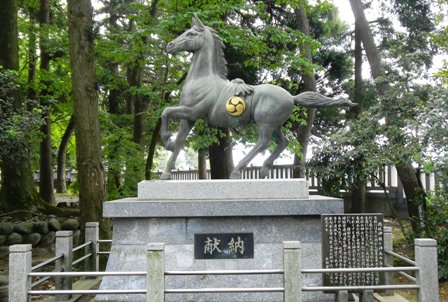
xmin=160 ymin=106 xmax=176 ymax=151
xmin=160 ymin=119 xmax=193 ymax=180
xmin=160 ymin=105 xmax=204 ymax=151
xmin=230 ymin=124 xmax=274 ymax=179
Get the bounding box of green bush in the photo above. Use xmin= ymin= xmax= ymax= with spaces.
xmin=0 ymin=69 xmax=43 ymax=163
xmin=410 ymin=187 xmax=448 ymax=280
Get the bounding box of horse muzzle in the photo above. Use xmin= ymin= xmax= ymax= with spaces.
xmin=166 ymin=41 xmax=177 ymax=54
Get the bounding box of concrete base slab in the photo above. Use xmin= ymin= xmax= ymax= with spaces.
xmin=137 ymin=179 xmax=309 ymax=200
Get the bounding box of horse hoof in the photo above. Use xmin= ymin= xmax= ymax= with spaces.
xmin=160 ymin=172 xmax=172 ymax=180
xmin=229 ymin=171 xmax=241 ymax=179
xmin=259 ymin=166 xmax=269 ymax=178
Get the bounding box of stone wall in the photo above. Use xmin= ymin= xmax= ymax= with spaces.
xmin=0 ymin=218 xmax=81 ymax=259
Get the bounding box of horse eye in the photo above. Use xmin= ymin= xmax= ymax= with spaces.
xmin=186 ymin=32 xmax=197 ymax=37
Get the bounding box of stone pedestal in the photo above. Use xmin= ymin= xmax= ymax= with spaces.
xmin=99 ymin=179 xmax=343 ymax=302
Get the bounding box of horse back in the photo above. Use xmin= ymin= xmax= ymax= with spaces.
xmin=208 ymin=82 xmax=294 ymax=129
xmin=251 ymin=84 xmax=294 ymax=127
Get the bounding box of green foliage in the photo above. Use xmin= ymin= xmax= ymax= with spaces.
xmin=392 ymin=0 xmax=435 ymax=57
xmin=188 ymin=120 xmax=225 ymax=151
xmin=0 ymin=69 xmax=43 ymax=165
xmin=101 ymin=113 xmax=145 ymax=199
xmin=433 ymin=18 xmax=448 ymax=84
xmin=408 ymin=188 xmax=448 ymax=280
xmin=310 ymin=77 xmax=448 ymax=197
xmin=309 ymin=108 xmax=391 ymax=197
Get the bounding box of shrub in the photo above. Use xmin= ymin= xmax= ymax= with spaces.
xmin=409 ymin=187 xmax=448 ymax=280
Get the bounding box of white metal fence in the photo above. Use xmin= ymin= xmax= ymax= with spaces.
xmin=157 ymin=164 xmax=441 ymax=192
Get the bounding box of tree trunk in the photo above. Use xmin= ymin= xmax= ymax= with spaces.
xmin=1 ymin=161 xmax=40 ymax=212
xmin=108 ymin=62 xmax=121 ymax=114
xmin=145 ymin=118 xmax=161 ymax=180
xmin=348 ymin=0 xmax=384 ymax=79
xmin=39 ymin=110 xmax=55 ymax=203
xmin=352 ymin=20 xmax=364 ymax=117
xmin=349 ymin=0 xmax=424 ymax=225
xmin=209 ymin=128 xmax=234 ymax=179
xmin=106 ymin=1 xmax=121 ymax=114
xmin=395 ymin=163 xmax=425 ymax=232
xmin=27 ymin=13 xmax=37 ymax=103
xmin=292 ymin=6 xmax=317 ymax=178
xmin=350 ymin=20 xmax=366 ymax=213
xmin=0 ymin=0 xmax=18 ymax=70
xmin=129 ymin=0 xmax=158 ymax=146
xmin=198 ymin=150 xmax=207 ymax=179
xmin=0 ymin=0 xmax=41 ymax=212
xmin=126 ymin=60 xmax=146 ymax=145
xmin=68 ymin=0 xmax=109 ymax=235
xmin=56 ymin=116 xmax=75 ymax=193
xmin=351 ymin=168 xmax=367 ymax=213
xmin=130 ymin=67 xmax=147 ymax=146
xmin=38 ymin=0 xmax=55 ymax=204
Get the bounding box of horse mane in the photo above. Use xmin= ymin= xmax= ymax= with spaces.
xmin=206 ymin=26 xmax=228 ymax=79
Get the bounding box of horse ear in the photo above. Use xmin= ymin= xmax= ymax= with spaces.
xmin=192 ymin=14 xmax=205 ymax=31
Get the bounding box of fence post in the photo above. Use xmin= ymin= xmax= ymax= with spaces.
xmin=283 ymin=241 xmax=302 ymax=302
xmin=147 ymin=243 xmax=165 ymax=302
xmin=85 ymin=222 xmax=99 ymax=274
xmin=9 ymin=244 xmax=32 ymax=302
xmin=361 ymin=290 xmax=374 ymax=302
xmin=415 ymin=238 xmax=439 ymax=302
xmin=383 ymin=226 xmax=393 ymax=296
xmin=336 ymin=290 xmax=348 ymax=302
xmin=55 ymin=231 xmax=73 ymax=301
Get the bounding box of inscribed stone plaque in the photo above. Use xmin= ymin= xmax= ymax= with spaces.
xmin=321 ymin=214 xmax=384 ymax=287
xmin=194 ymin=233 xmax=254 ymax=259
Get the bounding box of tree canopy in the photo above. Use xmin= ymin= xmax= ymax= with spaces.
xmin=0 ymin=1 xmax=447 ymax=249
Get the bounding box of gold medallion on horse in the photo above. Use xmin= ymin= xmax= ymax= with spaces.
xmin=226 ymin=96 xmax=246 ymax=117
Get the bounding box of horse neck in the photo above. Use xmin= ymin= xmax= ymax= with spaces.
xmin=186 ymin=47 xmax=221 ymax=82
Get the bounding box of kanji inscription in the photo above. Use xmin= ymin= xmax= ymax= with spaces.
xmin=322 ymin=214 xmax=384 ymax=287
xmin=194 ymin=233 xmax=254 ymax=259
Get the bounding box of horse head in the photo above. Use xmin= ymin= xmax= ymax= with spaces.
xmin=166 ymin=15 xmax=214 ymax=54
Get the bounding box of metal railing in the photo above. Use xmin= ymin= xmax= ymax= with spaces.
xmin=144 ymin=236 xmax=439 ymax=302
xmin=8 ymin=225 xmax=439 ymax=302
xmin=8 ymin=222 xmax=116 ymax=301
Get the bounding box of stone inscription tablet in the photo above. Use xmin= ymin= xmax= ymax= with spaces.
xmin=322 ymin=214 xmax=384 ymax=287
xmin=194 ymin=233 xmax=254 ymax=259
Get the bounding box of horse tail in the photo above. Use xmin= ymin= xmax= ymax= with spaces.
xmin=293 ymin=91 xmax=358 ymax=108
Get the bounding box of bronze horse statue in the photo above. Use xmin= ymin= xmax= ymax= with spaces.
xmin=160 ymin=15 xmax=356 ymax=180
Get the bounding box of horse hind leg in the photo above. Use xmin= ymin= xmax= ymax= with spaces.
xmin=230 ymin=124 xmax=274 ymax=179
xmin=160 ymin=119 xmax=193 ymax=180
xmin=259 ymin=127 xmax=289 ymax=178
